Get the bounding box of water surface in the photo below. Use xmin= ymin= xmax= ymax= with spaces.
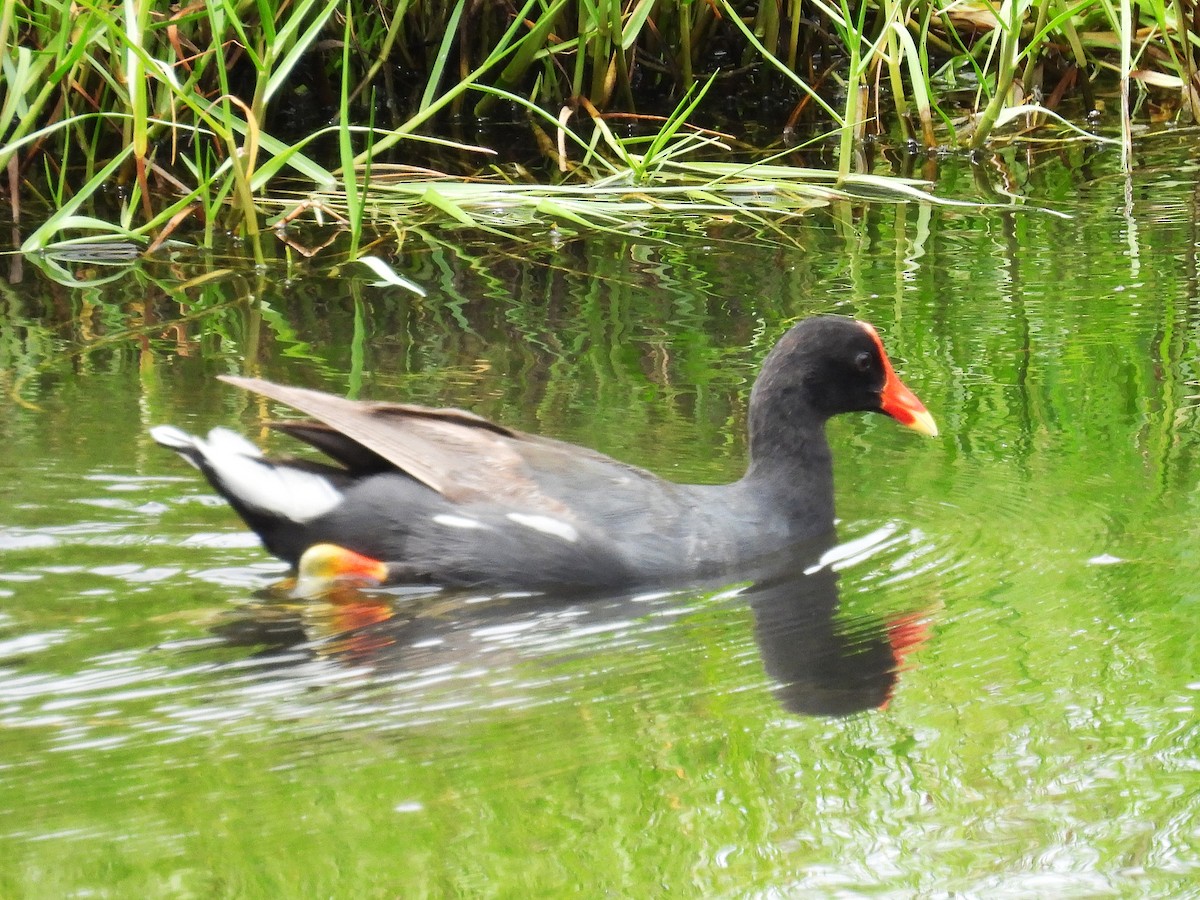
xmin=1 ymin=139 xmax=1198 ymax=895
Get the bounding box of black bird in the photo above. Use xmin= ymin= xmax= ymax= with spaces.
xmin=153 ymin=316 xmax=937 ymax=592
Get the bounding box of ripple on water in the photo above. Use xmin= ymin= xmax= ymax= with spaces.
xmin=0 ymin=631 xmax=68 ymax=661
xmin=0 ymin=529 xmax=59 ymax=551
xmin=0 ymin=498 xmax=969 ymax=763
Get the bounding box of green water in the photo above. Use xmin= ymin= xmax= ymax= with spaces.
xmin=2 ymin=140 xmax=1199 ymax=896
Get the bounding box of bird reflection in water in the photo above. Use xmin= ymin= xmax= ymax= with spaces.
xmin=210 ymin=535 xmax=931 ymax=719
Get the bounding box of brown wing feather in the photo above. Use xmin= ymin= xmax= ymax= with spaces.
xmin=220 ymin=376 xmax=538 ymax=502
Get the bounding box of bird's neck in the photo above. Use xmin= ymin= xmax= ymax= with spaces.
xmin=743 ymin=412 xmax=837 ymax=533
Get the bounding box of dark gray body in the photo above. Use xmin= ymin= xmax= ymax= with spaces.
xmin=259 ymin=431 xmax=834 ymax=591
xmin=153 ymin=317 xmax=928 ymax=593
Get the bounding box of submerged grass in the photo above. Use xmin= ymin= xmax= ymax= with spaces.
xmin=1 ymin=0 xmax=1196 ymax=252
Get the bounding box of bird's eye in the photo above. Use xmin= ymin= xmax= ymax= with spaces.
xmin=854 ymin=351 xmax=873 ymax=372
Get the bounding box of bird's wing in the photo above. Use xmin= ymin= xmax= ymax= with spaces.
xmin=221 ymin=376 xmax=543 ymax=503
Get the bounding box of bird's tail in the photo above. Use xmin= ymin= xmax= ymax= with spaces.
xmin=150 ymin=425 xmax=344 ymax=526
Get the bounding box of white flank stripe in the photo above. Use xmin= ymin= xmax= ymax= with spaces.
xmin=506 ymin=513 xmax=579 ymax=543
xmin=432 ymin=514 xmax=489 ymax=530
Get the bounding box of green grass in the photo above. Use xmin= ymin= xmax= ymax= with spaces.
xmin=1 ymin=0 xmax=1196 ymax=252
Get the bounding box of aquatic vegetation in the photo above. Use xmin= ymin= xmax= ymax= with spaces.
xmin=0 ymin=0 xmax=1194 ymax=250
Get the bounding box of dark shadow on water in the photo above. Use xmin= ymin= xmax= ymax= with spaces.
xmin=740 ymin=541 xmax=929 ymax=716
xmin=208 ymin=534 xmax=931 ymax=719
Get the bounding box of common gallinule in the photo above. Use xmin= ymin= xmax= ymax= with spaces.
xmin=152 ymin=316 xmax=936 ymax=591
